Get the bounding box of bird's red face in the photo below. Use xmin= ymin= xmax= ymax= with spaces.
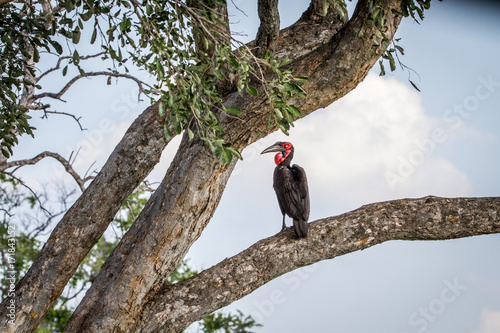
xmin=261 ymin=141 xmax=294 ymax=165
xmin=273 ymin=142 xmax=292 ymax=165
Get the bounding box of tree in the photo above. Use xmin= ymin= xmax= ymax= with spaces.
xmin=0 ymin=180 xmax=260 ymax=332
xmin=0 ymin=0 xmax=498 ymax=332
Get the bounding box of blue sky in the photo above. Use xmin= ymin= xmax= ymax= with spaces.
xmin=11 ymin=0 xmax=500 ymax=332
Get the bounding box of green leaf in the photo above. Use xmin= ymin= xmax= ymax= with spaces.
xmin=1 ymin=34 xmax=13 ymax=45
xmin=90 ymin=28 xmax=97 ymax=44
xmin=274 ymin=109 xmax=283 ymax=120
xmin=409 ymin=80 xmax=421 ymax=92
xmin=72 ymin=28 xmax=81 ymax=44
xmin=287 ymin=105 xmax=301 ymax=117
xmin=379 ymin=60 xmax=386 ymax=76
xmin=33 ymin=48 xmax=40 ymax=63
xmin=358 ymin=24 xmax=365 ymax=38
xmin=294 ymin=76 xmax=309 ymax=83
xmin=227 ymin=147 xmax=242 ymax=160
xmin=120 ymin=17 xmax=131 ymax=32
xmin=187 ymin=128 xmax=194 ymax=141
xmin=225 ymin=107 xmax=242 ymax=115
xmin=159 ymin=101 xmax=165 ymax=116
xmin=246 ymin=86 xmax=258 ymax=97
xmin=1 ymin=148 xmax=10 ymax=158
xmin=168 ymin=94 xmax=174 ymax=108
xmin=388 ymin=52 xmax=396 ymax=71
xmin=222 ymin=149 xmax=232 ymax=163
xmin=228 ymin=55 xmax=239 ymax=69
xmin=72 ymin=49 xmax=80 ymax=65
xmin=49 ymin=40 xmax=62 ymax=54
xmin=164 ymin=125 xmax=173 ymax=142
xmin=81 ymin=10 xmax=93 ymax=21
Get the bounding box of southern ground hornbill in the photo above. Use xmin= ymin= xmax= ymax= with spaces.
xmin=261 ymin=141 xmax=310 ymax=238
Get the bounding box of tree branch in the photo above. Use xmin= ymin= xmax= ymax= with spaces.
xmin=30 ymin=71 xmax=156 ymax=103
xmin=0 ymin=103 xmax=169 ymax=332
xmin=3 ymin=151 xmax=91 ymax=191
xmin=254 ymin=0 xmax=280 ymax=58
xmin=40 ymin=110 xmax=86 ymax=131
xmin=138 ymin=196 xmax=500 ymax=332
xmin=36 ymin=52 xmax=106 ymax=82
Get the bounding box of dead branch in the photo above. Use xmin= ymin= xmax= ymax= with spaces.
xmin=30 ymin=71 xmax=157 ymax=104
xmin=3 ymin=151 xmax=92 ymax=191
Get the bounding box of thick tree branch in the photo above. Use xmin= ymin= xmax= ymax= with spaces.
xmin=139 ymin=196 xmax=500 ymax=332
xmin=254 ymin=0 xmax=280 ymax=58
xmin=3 ymin=151 xmax=91 ymax=191
xmin=0 ymin=103 xmax=169 ymax=332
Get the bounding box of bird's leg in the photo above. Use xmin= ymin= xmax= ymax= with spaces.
xmin=281 ymin=215 xmax=287 ymax=231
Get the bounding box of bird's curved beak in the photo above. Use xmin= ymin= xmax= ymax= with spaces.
xmin=261 ymin=143 xmax=284 ymax=154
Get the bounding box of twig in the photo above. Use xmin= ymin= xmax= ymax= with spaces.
xmin=4 ymin=151 xmax=91 ymax=191
xmin=41 ymin=110 xmax=86 ymax=131
xmin=3 ymin=172 xmax=52 ymax=217
xmin=37 ymin=52 xmax=107 ymax=82
xmin=30 ymin=71 xmax=157 ymax=103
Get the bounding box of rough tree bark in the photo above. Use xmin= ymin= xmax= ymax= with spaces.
xmin=1 ymin=0 xmax=497 ymax=332
xmin=137 ymin=196 xmax=500 ymax=332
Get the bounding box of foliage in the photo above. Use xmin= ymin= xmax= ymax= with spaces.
xmin=200 ymin=310 xmax=262 ymax=333
xmin=0 ymin=0 xmax=308 ymax=163
xmin=360 ymin=0 xmax=438 ymax=89
xmin=0 ymin=6 xmax=38 ymax=158
xmin=0 ymin=178 xmax=260 ymax=332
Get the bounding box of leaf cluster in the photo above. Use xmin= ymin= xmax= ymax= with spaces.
xmin=359 ymin=0 xmax=436 ymax=90
xmin=0 ymin=6 xmax=43 ymax=157
xmin=265 ymin=53 xmax=308 ymax=136
xmin=0 ymin=0 xmax=114 ymax=157
xmin=200 ymin=310 xmax=262 ymax=333
xmin=1 ymin=0 xmax=310 ymax=163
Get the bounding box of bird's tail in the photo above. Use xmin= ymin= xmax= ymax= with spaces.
xmin=293 ymin=219 xmax=308 ymax=238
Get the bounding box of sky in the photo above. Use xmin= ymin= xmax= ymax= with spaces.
xmin=10 ymin=0 xmax=500 ymax=332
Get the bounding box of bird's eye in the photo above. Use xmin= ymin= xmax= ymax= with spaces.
xmin=283 ymin=142 xmax=291 ymax=149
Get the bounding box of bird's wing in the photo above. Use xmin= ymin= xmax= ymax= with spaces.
xmin=291 ymin=164 xmax=310 ymax=221
xmin=274 ymin=165 xmax=310 ymax=222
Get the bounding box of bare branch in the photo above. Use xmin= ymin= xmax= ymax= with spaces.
xmin=139 ymin=196 xmax=500 ymax=332
xmin=4 ymin=151 xmax=90 ymax=191
xmin=41 ymin=110 xmax=85 ymax=131
xmin=37 ymin=52 xmax=107 ymax=82
xmin=30 ymin=71 xmax=157 ymax=103
xmin=2 ymin=172 xmax=52 ymax=217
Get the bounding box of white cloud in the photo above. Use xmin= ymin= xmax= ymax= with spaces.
xmin=475 ymin=309 xmax=500 ymax=333
xmin=281 ymin=73 xmax=471 ymax=212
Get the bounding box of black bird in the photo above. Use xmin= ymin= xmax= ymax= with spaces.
xmin=261 ymin=141 xmax=310 ymax=238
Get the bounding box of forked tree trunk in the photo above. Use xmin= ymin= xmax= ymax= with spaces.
xmin=1 ymin=1 xmax=498 ymax=332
